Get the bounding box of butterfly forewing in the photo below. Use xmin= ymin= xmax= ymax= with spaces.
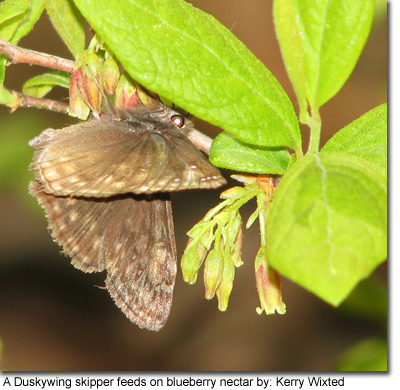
xmin=30 ymin=114 xmax=226 ymax=198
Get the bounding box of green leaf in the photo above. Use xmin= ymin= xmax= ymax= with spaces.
xmin=45 ymin=0 xmax=85 ymax=58
xmin=0 ymin=0 xmax=45 ymax=43
xmin=0 ymin=85 xmax=15 ymax=104
xmin=0 ymin=111 xmax=42 ymax=193
xmin=334 ymin=338 xmax=387 ymax=371
xmin=22 ymin=70 xmax=70 ymax=97
xmin=322 ymin=103 xmax=387 ymax=180
xmin=266 ymin=152 xmax=387 ymax=306
xmin=0 ymin=0 xmax=29 ymax=25
xmin=72 ymin=0 xmax=301 ymax=151
xmin=0 ymin=0 xmax=45 ymax=84
xmin=210 ymin=131 xmax=290 ymax=174
xmin=274 ymin=0 xmax=374 ymax=117
xmin=0 ymin=109 xmax=79 ymax=206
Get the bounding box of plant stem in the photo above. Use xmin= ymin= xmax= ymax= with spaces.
xmin=0 ymin=38 xmax=74 ymax=73
xmin=256 ymin=195 xmax=267 ymax=247
xmin=9 ymin=91 xmax=69 ymax=114
xmin=306 ymin=110 xmax=322 ymax=154
xmin=223 ymin=183 xmax=262 ymax=216
xmin=186 ymin=128 xmax=214 ymax=155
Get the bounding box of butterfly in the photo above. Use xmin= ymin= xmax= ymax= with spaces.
xmin=29 ymin=103 xmax=226 ymax=330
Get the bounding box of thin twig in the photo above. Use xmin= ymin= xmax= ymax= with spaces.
xmin=9 ymin=91 xmax=69 ymax=115
xmin=186 ymin=128 xmax=213 ymax=155
xmin=0 ymin=38 xmax=74 ymax=73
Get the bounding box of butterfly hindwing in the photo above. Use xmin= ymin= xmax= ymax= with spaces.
xmin=31 ymin=179 xmax=177 ymax=330
xmin=103 ymin=193 xmax=176 ymax=331
xmin=30 ymin=179 xmax=108 ymax=272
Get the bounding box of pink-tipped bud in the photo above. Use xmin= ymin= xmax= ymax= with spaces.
xmin=255 ymin=247 xmax=286 ymax=315
xmin=69 ymin=67 xmax=90 ymax=120
xmin=81 ymin=52 xmax=102 ymax=115
xmin=114 ymin=75 xmax=158 ymax=111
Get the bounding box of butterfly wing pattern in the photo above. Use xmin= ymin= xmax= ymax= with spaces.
xmin=30 ymin=104 xmax=226 ymax=330
xmin=30 ymin=111 xmax=224 ymax=197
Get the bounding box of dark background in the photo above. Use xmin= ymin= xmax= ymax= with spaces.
xmin=0 ymin=0 xmax=387 ymax=371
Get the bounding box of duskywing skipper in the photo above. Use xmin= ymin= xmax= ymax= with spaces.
xmin=30 ymin=103 xmax=226 ymax=330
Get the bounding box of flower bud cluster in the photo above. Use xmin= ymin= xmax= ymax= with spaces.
xmin=68 ymin=36 xmax=157 ymax=119
xmin=182 ymin=175 xmax=286 ymax=314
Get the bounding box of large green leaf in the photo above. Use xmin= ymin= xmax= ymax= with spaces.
xmin=266 ymin=152 xmax=387 ymax=306
xmin=45 ymin=0 xmax=85 ymax=58
xmin=274 ymin=0 xmax=374 ymax=118
xmin=322 ymin=103 xmax=387 ymax=180
xmin=72 ymin=0 xmax=301 ymax=151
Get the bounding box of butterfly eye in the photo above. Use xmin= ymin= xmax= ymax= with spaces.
xmin=171 ymin=115 xmax=185 ymax=128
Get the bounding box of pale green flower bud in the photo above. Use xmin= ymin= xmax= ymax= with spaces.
xmin=102 ymin=56 xmax=120 ymax=95
xmin=204 ymin=249 xmax=224 ymax=300
xmin=216 ymin=257 xmax=235 ymax=311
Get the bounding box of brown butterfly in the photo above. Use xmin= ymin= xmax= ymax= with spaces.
xmin=30 ymin=104 xmax=226 ymax=330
